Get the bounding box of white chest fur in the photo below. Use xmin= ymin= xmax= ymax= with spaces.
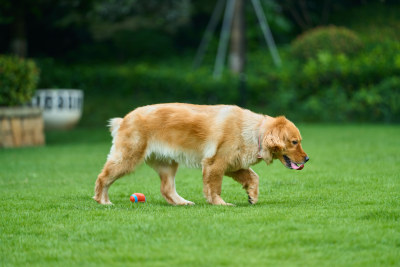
xmin=145 ymin=140 xmax=217 ymax=168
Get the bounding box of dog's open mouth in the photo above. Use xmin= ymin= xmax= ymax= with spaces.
xmin=283 ymin=155 xmax=304 ymax=170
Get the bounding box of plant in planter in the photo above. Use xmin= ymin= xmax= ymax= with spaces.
xmin=0 ymin=55 xmax=44 ymax=148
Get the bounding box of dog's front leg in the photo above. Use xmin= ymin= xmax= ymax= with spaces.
xmin=226 ymin=168 xmax=259 ymax=204
xmin=202 ymin=158 xmax=233 ymax=205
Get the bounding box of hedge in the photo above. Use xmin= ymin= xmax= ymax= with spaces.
xmin=0 ymin=55 xmax=40 ymax=106
xmin=36 ymin=40 xmax=400 ymax=125
xmin=291 ymin=26 xmax=363 ymax=60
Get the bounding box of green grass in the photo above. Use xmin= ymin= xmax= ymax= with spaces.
xmin=1 ymin=125 xmax=399 ymax=266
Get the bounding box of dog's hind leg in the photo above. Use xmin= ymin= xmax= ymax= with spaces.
xmin=94 ymin=132 xmax=146 ymax=205
xmin=226 ymin=168 xmax=259 ymax=204
xmin=149 ymin=161 xmax=194 ymax=205
xmin=94 ymin=160 xmax=135 ymax=205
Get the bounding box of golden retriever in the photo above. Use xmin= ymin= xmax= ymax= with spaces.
xmin=94 ymin=103 xmax=309 ymax=206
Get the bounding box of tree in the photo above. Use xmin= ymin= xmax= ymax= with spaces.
xmin=88 ymin=0 xmax=191 ymax=40
xmin=0 ymin=0 xmax=94 ymax=57
xmin=1 ymin=0 xmax=29 ymax=57
xmin=229 ymin=0 xmax=246 ymax=74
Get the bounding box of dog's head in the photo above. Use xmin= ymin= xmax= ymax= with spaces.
xmin=262 ymin=116 xmax=309 ymax=170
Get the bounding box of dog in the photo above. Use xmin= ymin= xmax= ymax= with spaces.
xmin=94 ymin=103 xmax=309 ymax=206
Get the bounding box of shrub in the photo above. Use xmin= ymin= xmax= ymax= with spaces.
xmin=297 ymin=41 xmax=400 ymax=95
xmin=0 ymin=55 xmax=40 ymax=106
xmin=352 ymin=76 xmax=400 ymax=122
xmin=245 ymin=40 xmax=400 ymax=122
xmin=37 ymin=39 xmax=400 ymax=125
xmin=37 ymin=60 xmax=240 ymax=126
xmin=291 ymin=26 xmax=363 ymax=60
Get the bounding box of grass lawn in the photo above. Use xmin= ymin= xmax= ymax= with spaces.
xmin=1 ymin=124 xmax=399 ymax=266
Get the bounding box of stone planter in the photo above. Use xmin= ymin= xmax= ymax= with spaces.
xmin=31 ymin=89 xmax=83 ymax=130
xmin=0 ymin=107 xmax=45 ymax=148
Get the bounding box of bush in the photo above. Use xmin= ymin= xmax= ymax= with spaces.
xmin=37 ymin=38 xmax=400 ymax=125
xmin=291 ymin=26 xmax=363 ymax=60
xmin=296 ymin=41 xmax=400 ymax=95
xmin=352 ymin=76 xmax=400 ymax=123
xmin=37 ymin=60 xmax=239 ymax=126
xmin=0 ymin=55 xmax=40 ymax=106
xmin=245 ymin=40 xmax=400 ymax=122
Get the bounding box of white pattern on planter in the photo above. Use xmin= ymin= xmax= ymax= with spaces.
xmin=32 ymin=89 xmax=83 ymax=129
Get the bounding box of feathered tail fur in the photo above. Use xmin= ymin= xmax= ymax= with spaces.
xmin=108 ymin=118 xmax=123 ymax=137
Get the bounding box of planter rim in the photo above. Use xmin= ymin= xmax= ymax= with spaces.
xmin=36 ymin=89 xmax=83 ymax=93
xmin=0 ymin=107 xmax=42 ymax=117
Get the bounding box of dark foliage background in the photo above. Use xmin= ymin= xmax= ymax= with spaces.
xmin=1 ymin=0 xmax=399 ymax=125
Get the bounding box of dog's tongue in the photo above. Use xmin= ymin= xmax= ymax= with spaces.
xmin=291 ymin=162 xmax=304 ymax=170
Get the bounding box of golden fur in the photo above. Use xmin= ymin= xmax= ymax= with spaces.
xmin=94 ymin=103 xmax=308 ymax=205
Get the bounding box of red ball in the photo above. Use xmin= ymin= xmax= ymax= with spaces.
xmin=130 ymin=193 xmax=146 ymax=203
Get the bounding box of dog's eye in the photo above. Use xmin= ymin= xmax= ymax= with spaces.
xmin=292 ymin=141 xmax=298 ymax=145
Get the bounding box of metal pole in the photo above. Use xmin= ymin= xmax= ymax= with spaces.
xmin=193 ymin=0 xmax=225 ymax=69
xmin=251 ymin=0 xmax=282 ymax=67
xmin=213 ymin=0 xmax=236 ymax=79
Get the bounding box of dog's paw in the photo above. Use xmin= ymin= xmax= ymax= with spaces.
xmin=208 ymin=201 xmax=235 ymax=206
xmin=93 ymin=196 xmax=113 ymax=205
xmin=100 ymin=200 xmax=113 ymax=205
xmin=174 ymin=200 xmax=195 ymax=206
xmin=248 ymin=195 xmax=257 ymax=205
xmin=182 ymin=200 xmax=195 ymax=206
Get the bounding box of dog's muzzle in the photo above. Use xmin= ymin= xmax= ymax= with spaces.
xmin=283 ymin=155 xmax=308 ymax=170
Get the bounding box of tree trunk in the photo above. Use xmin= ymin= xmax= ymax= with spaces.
xmin=229 ymin=0 xmax=246 ymax=74
xmin=10 ymin=1 xmax=27 ymax=58
xmin=229 ymin=0 xmax=247 ymax=107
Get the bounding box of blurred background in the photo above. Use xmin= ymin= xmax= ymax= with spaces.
xmin=1 ymin=0 xmax=399 ymax=127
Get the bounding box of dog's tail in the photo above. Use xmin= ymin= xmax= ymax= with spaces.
xmin=108 ymin=118 xmax=123 ymax=137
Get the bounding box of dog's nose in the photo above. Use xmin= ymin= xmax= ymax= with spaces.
xmin=305 ymin=156 xmax=309 ymax=162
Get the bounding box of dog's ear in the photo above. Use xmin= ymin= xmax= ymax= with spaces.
xmin=262 ymin=116 xmax=288 ymax=152
xmin=263 ymin=133 xmax=285 ymax=152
